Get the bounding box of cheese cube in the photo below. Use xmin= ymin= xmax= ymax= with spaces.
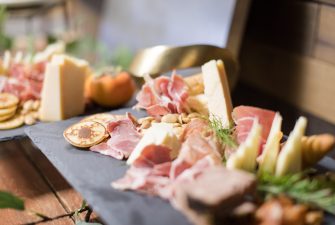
xmin=202 ymin=60 xmax=233 ymax=127
xmin=227 ymin=119 xmax=262 ymax=172
xmin=275 ymin=117 xmax=307 ymax=176
xmin=127 ymin=123 xmax=181 ymax=165
xmin=39 ymin=55 xmax=89 ymax=121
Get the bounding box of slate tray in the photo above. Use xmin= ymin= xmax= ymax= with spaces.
xmin=25 ymin=107 xmax=192 ymax=225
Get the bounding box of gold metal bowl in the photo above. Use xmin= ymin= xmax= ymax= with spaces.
xmin=129 ymin=44 xmax=238 ymax=88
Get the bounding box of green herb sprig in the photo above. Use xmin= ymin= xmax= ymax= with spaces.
xmin=258 ymin=172 xmax=335 ymax=215
xmin=208 ymin=115 xmax=237 ymax=148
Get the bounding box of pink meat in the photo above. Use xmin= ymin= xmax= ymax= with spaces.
xmin=232 ymin=105 xmax=276 ymax=153
xmin=90 ymin=119 xmax=141 ymax=160
xmin=135 ymin=72 xmax=189 ymax=116
xmin=170 ymin=133 xmax=222 ymax=179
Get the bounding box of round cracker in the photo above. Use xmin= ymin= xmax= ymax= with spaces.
xmin=63 ymin=121 xmax=107 ymax=148
xmin=0 ymin=110 xmax=16 ymax=122
xmin=0 ymin=115 xmax=24 ymax=130
xmin=0 ymin=93 xmax=19 ymax=109
xmin=81 ymin=113 xmax=126 ymax=128
xmin=0 ymin=105 xmax=17 ymax=117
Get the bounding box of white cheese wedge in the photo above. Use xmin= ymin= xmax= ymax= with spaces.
xmin=275 ymin=116 xmax=307 ymax=176
xmin=39 ymin=54 xmax=89 ymax=121
xmin=186 ymin=94 xmax=209 ymax=116
xmin=227 ymin=119 xmax=262 ymax=172
xmin=33 ymin=41 xmax=65 ymax=63
xmin=202 ymin=60 xmax=233 ymax=127
xmin=258 ymin=113 xmax=283 ymax=175
xmin=127 ymin=123 xmax=181 ymax=165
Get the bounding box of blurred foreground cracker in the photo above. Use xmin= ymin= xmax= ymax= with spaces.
xmin=0 ymin=93 xmax=19 ymax=109
xmin=64 ymin=121 xmax=107 ymax=148
xmin=0 ymin=115 xmax=24 ymax=130
xmin=0 ymin=105 xmax=17 ymax=117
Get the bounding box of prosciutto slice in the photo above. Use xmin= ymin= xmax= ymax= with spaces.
xmin=135 ymin=72 xmax=189 ymax=116
xmin=232 ymin=105 xmax=276 ymax=153
xmin=90 ymin=118 xmax=141 ymax=160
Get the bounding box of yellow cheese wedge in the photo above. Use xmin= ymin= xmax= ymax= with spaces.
xmin=275 ymin=116 xmax=307 ymax=176
xmin=127 ymin=123 xmax=181 ymax=165
xmin=39 ymin=54 xmax=89 ymax=121
xmin=258 ymin=113 xmax=283 ymax=175
xmin=201 ymin=60 xmax=233 ymax=127
xmin=227 ymin=119 xmax=262 ymax=172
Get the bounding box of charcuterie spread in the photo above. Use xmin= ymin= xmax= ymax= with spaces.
xmin=64 ymin=60 xmax=335 ymax=225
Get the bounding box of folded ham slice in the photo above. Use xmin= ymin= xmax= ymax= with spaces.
xmin=232 ymin=105 xmax=275 ymax=154
xmin=90 ymin=118 xmax=141 ymax=160
xmin=135 ymin=72 xmax=189 ymax=116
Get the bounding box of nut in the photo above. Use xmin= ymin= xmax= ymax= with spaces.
xmin=172 ymin=123 xmax=181 ymax=127
xmin=188 ymin=112 xmax=201 ymax=119
xmin=32 ymin=100 xmax=40 ymax=111
xmin=161 ymin=114 xmax=178 ymax=123
xmin=140 ymin=119 xmax=151 ymax=129
xmin=24 ymin=114 xmax=36 ymax=125
xmin=138 ymin=116 xmax=154 ymax=124
xmin=23 ymin=100 xmax=34 ymax=112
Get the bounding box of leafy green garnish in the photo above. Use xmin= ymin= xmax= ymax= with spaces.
xmin=258 ymin=172 xmax=335 ymax=214
xmin=208 ymin=115 xmax=237 ymax=148
xmin=0 ymin=191 xmax=24 ymax=210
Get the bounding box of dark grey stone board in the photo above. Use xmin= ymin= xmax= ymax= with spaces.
xmin=25 ymin=107 xmax=191 ymax=225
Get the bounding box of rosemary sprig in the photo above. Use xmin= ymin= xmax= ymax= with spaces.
xmin=208 ymin=115 xmax=237 ymax=148
xmin=258 ymin=172 xmax=335 ymax=215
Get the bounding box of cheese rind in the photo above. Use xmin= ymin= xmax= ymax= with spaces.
xmin=275 ymin=116 xmax=307 ymax=176
xmin=201 ymin=60 xmax=233 ymax=127
xmin=127 ymin=123 xmax=181 ymax=165
xmin=227 ymin=119 xmax=262 ymax=172
xmin=39 ymin=55 xmax=89 ymax=121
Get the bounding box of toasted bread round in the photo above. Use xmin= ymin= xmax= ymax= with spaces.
xmin=0 ymin=93 xmax=19 ymax=109
xmin=0 ymin=105 xmax=17 ymax=117
xmin=63 ymin=121 xmax=107 ymax=148
xmin=0 ymin=110 xmax=16 ymax=122
xmin=0 ymin=115 xmax=24 ymax=130
xmin=81 ymin=113 xmax=126 ymax=128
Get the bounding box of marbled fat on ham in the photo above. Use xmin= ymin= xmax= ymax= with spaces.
xmin=135 ymin=72 xmax=189 ymax=116
xmin=90 ymin=118 xmax=141 ymax=160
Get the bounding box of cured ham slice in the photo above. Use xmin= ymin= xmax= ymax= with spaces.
xmin=135 ymin=72 xmax=189 ymax=116
xmin=170 ymin=133 xmax=222 ymax=179
xmin=90 ymin=118 xmax=141 ymax=159
xmin=232 ymin=105 xmax=276 ymax=153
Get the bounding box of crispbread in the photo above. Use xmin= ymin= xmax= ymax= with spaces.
xmin=0 ymin=115 xmax=24 ymax=130
xmin=0 ymin=105 xmax=17 ymax=117
xmin=0 ymin=110 xmax=15 ymax=122
xmin=0 ymin=93 xmax=19 ymax=109
xmin=81 ymin=113 xmax=126 ymax=128
xmin=63 ymin=121 xmax=107 ymax=148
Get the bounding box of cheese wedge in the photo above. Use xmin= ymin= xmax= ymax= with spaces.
xmin=127 ymin=123 xmax=181 ymax=165
xmin=201 ymin=60 xmax=232 ymax=127
xmin=275 ymin=117 xmax=307 ymax=176
xmin=227 ymin=119 xmax=262 ymax=172
xmin=33 ymin=41 xmax=65 ymax=63
xmin=258 ymin=113 xmax=283 ymax=175
xmin=39 ymin=54 xmax=89 ymax=121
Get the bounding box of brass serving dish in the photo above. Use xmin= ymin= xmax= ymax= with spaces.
xmin=129 ymin=44 xmax=238 ymax=89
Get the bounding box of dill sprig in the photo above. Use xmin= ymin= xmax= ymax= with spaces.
xmin=208 ymin=115 xmax=237 ymax=148
xmin=258 ymin=172 xmax=335 ymax=215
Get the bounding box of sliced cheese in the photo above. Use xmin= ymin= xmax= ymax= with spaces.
xmin=227 ymin=119 xmax=262 ymax=172
xmin=127 ymin=123 xmax=181 ymax=165
xmin=39 ymin=54 xmax=89 ymax=121
xmin=186 ymin=94 xmax=209 ymax=116
xmin=33 ymin=41 xmax=65 ymax=63
xmin=275 ymin=116 xmax=307 ymax=176
xmin=258 ymin=113 xmax=283 ymax=175
xmin=202 ymin=60 xmax=232 ymax=127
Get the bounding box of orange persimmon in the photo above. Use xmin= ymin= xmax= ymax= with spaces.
xmin=85 ymin=71 xmax=136 ymax=108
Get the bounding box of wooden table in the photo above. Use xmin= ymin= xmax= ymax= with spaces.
xmin=0 ymin=138 xmax=100 ymax=224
